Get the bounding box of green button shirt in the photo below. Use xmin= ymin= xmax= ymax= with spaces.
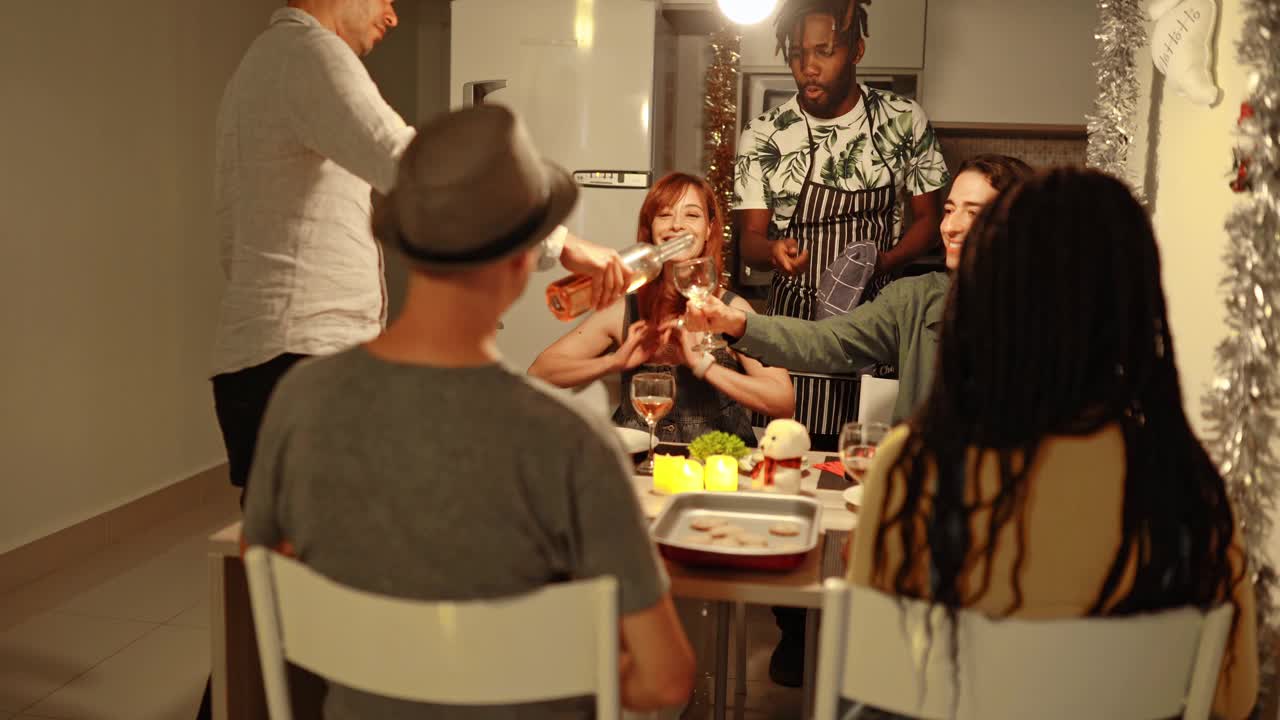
xmin=733 ymin=272 xmax=950 ymax=424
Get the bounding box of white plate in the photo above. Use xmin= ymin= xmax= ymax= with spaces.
xmin=843 ymin=485 xmax=863 ymax=507
xmin=615 ymin=426 xmax=651 ymax=454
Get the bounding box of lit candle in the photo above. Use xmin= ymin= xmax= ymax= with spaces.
xmin=652 ymin=454 xmax=681 ymax=494
xmin=704 ymin=455 xmax=739 ymax=492
xmin=676 ymin=459 xmax=704 ymax=493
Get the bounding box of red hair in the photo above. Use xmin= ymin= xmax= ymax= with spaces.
xmin=634 ymin=173 xmax=726 ymax=325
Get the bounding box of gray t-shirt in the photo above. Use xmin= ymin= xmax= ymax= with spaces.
xmin=243 ymin=347 xmax=668 ymax=720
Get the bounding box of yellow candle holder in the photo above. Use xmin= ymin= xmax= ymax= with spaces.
xmin=675 ymin=459 xmax=704 ymax=493
xmin=652 ymin=454 xmax=682 ymax=494
xmin=704 ymin=455 xmax=739 ymax=492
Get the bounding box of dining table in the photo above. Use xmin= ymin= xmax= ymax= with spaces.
xmin=206 ymin=448 xmax=859 ymax=720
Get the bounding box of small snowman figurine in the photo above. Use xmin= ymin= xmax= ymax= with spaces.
xmin=752 ymin=419 xmax=811 ymax=494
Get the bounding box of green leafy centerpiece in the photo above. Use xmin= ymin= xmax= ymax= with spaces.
xmin=688 ymin=431 xmax=750 ymax=463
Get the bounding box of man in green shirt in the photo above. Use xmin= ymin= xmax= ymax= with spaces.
xmin=718 ymin=272 xmax=946 ymax=424
xmin=691 ymin=154 xmax=1032 ymax=425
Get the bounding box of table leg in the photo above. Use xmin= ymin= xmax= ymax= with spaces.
xmin=216 ymin=554 xmax=326 ymax=719
xmin=734 ymin=602 xmax=747 ymax=720
xmin=684 ymin=600 xmax=713 ymax=716
xmin=210 ymin=554 xmax=228 ymax=720
xmin=714 ymin=601 xmax=730 ymax=720
xmin=801 ymin=608 xmax=819 ymax=720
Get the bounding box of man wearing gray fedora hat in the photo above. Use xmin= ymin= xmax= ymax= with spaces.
xmin=239 ymin=104 xmax=696 ymax=718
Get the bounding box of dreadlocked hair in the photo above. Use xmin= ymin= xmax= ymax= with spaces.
xmin=774 ymin=0 xmax=870 ymax=59
xmin=871 ymin=167 xmax=1243 ymax=706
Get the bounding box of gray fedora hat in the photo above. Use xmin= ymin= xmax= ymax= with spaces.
xmin=372 ymin=104 xmax=578 ymax=271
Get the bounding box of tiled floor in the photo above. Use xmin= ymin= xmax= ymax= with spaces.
xmin=0 ymin=487 xmax=240 ymax=720
xmin=679 ymin=602 xmax=804 ymax=720
xmin=0 ymin=486 xmax=802 ymax=720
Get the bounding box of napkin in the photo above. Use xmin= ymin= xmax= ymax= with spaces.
xmin=813 ymin=460 xmax=846 ymax=476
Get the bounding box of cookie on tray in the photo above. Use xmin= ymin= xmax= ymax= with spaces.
xmin=690 ymin=517 xmax=729 ymax=532
xmin=769 ymin=522 xmax=802 ymax=537
xmin=685 ymin=532 xmax=714 ymax=545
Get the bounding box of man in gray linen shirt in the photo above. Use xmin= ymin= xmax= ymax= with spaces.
xmin=241 ymin=105 xmax=695 ymax=719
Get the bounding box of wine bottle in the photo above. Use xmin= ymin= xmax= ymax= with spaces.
xmin=545 ymin=233 xmax=695 ymax=321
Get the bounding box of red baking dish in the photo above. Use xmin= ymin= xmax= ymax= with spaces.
xmin=651 ymin=491 xmax=822 ymax=571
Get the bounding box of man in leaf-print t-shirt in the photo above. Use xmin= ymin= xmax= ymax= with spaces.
xmin=732 ymin=0 xmax=949 ymax=289
xmin=728 ymin=0 xmax=949 ymax=693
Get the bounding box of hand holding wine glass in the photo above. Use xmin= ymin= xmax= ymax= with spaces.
xmin=632 ymin=372 xmax=676 ymax=474
xmin=839 ymin=421 xmax=890 ymax=484
xmin=672 ymin=257 xmax=726 ymax=351
xmin=682 ymin=293 xmax=748 ymax=339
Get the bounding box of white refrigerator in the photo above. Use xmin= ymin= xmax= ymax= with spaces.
xmin=451 ymin=0 xmax=665 ymax=414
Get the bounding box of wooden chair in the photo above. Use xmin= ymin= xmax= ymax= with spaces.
xmin=813 ymin=579 xmax=1233 ymax=720
xmin=243 ymin=547 xmax=620 ymax=719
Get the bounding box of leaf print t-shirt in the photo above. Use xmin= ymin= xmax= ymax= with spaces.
xmin=732 ymin=85 xmax=950 ymax=244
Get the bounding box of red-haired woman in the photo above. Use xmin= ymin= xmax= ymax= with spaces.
xmin=530 ymin=172 xmax=794 ymax=445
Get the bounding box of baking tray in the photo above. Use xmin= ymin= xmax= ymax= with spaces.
xmin=651 ymin=492 xmax=822 ymax=571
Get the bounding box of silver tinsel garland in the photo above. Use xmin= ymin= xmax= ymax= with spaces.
xmin=704 ymin=29 xmax=741 ymax=289
xmin=1202 ymin=0 xmax=1280 ymax=704
xmin=1086 ymin=0 xmax=1148 ymax=198
xmin=1090 ymin=0 xmax=1280 ymax=702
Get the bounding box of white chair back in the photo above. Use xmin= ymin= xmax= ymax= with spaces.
xmin=542 ymin=377 xmax=617 ymax=427
xmin=243 ymin=547 xmax=620 ymax=720
xmin=814 ymin=580 xmax=1233 ymax=720
xmin=856 ymin=375 xmax=899 ymax=426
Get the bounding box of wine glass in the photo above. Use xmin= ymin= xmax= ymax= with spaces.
xmin=632 ymin=372 xmax=676 ymax=473
xmin=839 ymin=421 xmax=890 ymax=484
xmin=672 ymin=257 xmax=727 ymax=351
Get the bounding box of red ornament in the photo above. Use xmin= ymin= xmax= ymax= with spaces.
xmin=1230 ymin=102 xmax=1255 ymax=193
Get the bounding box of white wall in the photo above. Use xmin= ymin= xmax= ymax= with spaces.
xmin=672 ymin=34 xmax=711 ymax=175
xmin=363 ymin=0 xmax=452 ymax=127
xmin=920 ymin=0 xmax=1098 ymax=124
xmin=0 ymin=1 xmax=280 ymax=553
xmin=1136 ymin=0 xmax=1245 ymax=436
xmin=364 ymin=0 xmax=452 ymax=319
xmin=1139 ymin=0 xmax=1280 ymax=673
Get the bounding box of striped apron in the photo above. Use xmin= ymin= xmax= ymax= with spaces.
xmin=760 ymin=109 xmax=898 ymax=437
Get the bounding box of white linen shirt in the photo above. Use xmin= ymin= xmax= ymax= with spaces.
xmin=211 ymin=8 xmax=416 ymax=376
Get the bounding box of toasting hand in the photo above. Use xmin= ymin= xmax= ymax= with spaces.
xmin=683 ymin=294 xmax=748 ymax=340
xmin=611 ymin=320 xmax=663 ymax=371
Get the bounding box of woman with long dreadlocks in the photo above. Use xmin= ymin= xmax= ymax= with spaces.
xmin=846 ymin=168 xmax=1258 ymax=718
